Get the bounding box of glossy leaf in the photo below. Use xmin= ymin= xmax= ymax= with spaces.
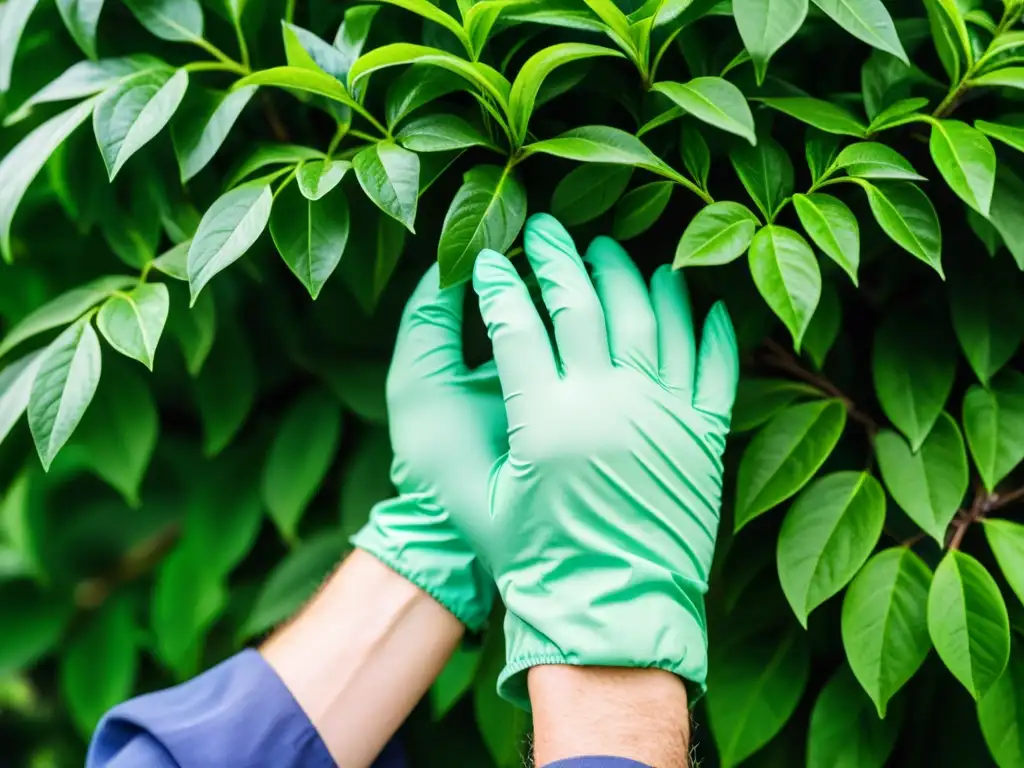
xmin=522 ymin=126 xmax=685 ymax=184
xmin=792 ymin=193 xmax=859 ymax=284
xmin=0 ymin=0 xmax=40 ymax=93
xmin=173 ymin=86 xmax=257 ymax=183
xmin=226 ymin=144 xmax=324 ymax=189
xmin=733 ymin=0 xmax=809 ymax=83
xmin=983 ymin=520 xmax=1024 ymax=609
xmin=950 ymin=263 xmax=1023 ymax=385
xmin=834 ymin=142 xmax=926 ymax=181
xmin=385 ymin=66 xmax=465 ymax=129
xmin=95 ymin=283 xmax=169 ymax=371
xmin=353 ymin=141 xmax=420 ymax=232
xmin=810 ymin=0 xmax=907 ymax=63
xmin=0 ymin=352 xmax=43 ymax=448
xmin=758 ymin=97 xmax=868 ymax=136
xmin=651 ymin=78 xmax=756 ymax=144
xmin=748 ymin=225 xmax=821 ymax=349
xmin=550 ymin=164 xmax=632 ymax=226
xmin=963 ymin=370 xmax=1024 ymax=492
xmin=612 ymin=181 xmax=673 ymax=240
xmin=978 ymin=641 xmax=1024 ymax=768
xmin=730 ymin=138 xmax=794 ymax=220
xmin=123 ymin=0 xmax=203 ymax=43
xmin=270 ymin=183 xmax=350 ymax=300
xmin=296 ymin=159 xmax=350 ymax=201
xmin=860 ymin=181 xmax=943 ymax=276
xmin=395 ymin=113 xmax=493 ymax=152
xmin=928 ymin=119 xmax=996 ymax=215
xmin=674 ymin=201 xmax=758 ymax=267
xmin=731 ymin=378 xmax=822 ymax=433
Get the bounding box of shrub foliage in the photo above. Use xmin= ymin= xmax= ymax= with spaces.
xmin=3 ymin=0 xmax=1024 ymax=764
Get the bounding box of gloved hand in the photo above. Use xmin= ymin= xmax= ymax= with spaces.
xmin=469 ymin=214 xmax=739 ymax=707
xmin=351 ymin=263 xmax=507 ymax=631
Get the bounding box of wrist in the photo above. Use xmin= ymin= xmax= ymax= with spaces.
xmin=529 ymin=665 xmax=690 ymax=768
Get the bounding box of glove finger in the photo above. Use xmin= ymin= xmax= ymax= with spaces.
xmin=584 ymin=236 xmax=658 ymax=377
xmin=650 ymin=265 xmax=697 ymax=392
xmin=473 ymin=248 xmax=558 ymax=403
xmin=693 ymin=301 xmax=740 ymax=429
xmin=389 ymin=263 xmax=466 ymax=391
xmin=523 ymin=213 xmax=611 ymax=373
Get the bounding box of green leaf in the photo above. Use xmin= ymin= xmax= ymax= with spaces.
xmin=282 ymin=21 xmax=351 ymax=79
xmin=809 ymin=0 xmax=907 ymax=62
xmin=93 ymin=67 xmax=188 ymax=181
xmin=923 ymin=0 xmax=972 ymax=84
xmin=928 ymin=550 xmax=1010 ymax=700
xmin=395 ymin=113 xmax=494 ymax=152
xmin=226 ymin=143 xmax=325 ymax=189
xmin=234 ymin=67 xmax=361 ymax=111
xmin=872 ymin=304 xmax=956 ymax=450
xmin=0 ymin=581 xmax=71 ymax=674
xmin=438 ymin=165 xmax=527 ymax=288
xmin=0 ymin=351 xmax=43 ymax=448
xmin=731 ymin=378 xmax=822 ymax=433
xmin=187 ymin=184 xmax=273 ymax=303
xmin=735 ymin=399 xmax=847 ymax=530
xmin=239 ymin=532 xmax=347 ymax=641
xmin=385 ymin=66 xmax=466 ymax=129
xmin=875 ymin=414 xmax=967 ymax=544
xmin=802 ymin=278 xmax=841 ymax=368
xmin=860 ymin=181 xmax=943 ymax=276
xmin=123 ymin=0 xmax=203 ymax=43
xmin=54 ymin=0 xmax=106 ymax=60
xmin=707 ymin=625 xmax=810 ymax=766
xmin=674 ymin=201 xmax=758 ymax=267
xmin=339 ymin=428 xmax=395 ymax=535
xmin=508 ymin=42 xmax=623 ymax=145
xmin=551 ymin=164 xmax=632 ymax=226
xmin=271 ymin=181 xmax=350 ymax=300
xmin=262 ymin=388 xmax=342 ymax=542
xmin=967 ymin=207 xmax=1002 ymax=257
xmin=0 ymin=275 xmax=134 ymax=359
xmin=612 ymin=181 xmax=673 ymax=240
xmin=748 ymin=225 xmax=821 ymax=349
xmin=353 ymin=141 xmax=420 ymax=232
xmin=842 ymin=547 xmax=932 ymax=718
xmin=70 ymin=363 xmax=158 ymax=507
xmin=96 ymin=284 xmax=169 ymax=370
xmin=296 ymin=159 xmax=351 ymax=201
xmin=173 ymin=85 xmax=257 ymax=183
xmin=432 ymin=645 xmax=482 ymax=719
xmin=373 ymin=0 xmax=468 ymax=49
xmin=978 ymin=641 xmax=1024 ymax=768
xmin=805 ymin=129 xmax=843 ymax=184
xmin=0 ymin=0 xmax=40 ymax=93
xmin=60 ymin=596 xmax=136 ymax=736
xmin=778 ymin=471 xmax=885 ymax=626
xmin=732 ymin=0 xmax=808 ymax=84
xmin=651 ymin=78 xmax=756 ymax=145
xmin=990 ymin=166 xmax=1024 ymax=271
xmin=963 ymin=370 xmax=1024 ymax=493
xmin=193 ymin=317 xmax=254 ymax=457
xmin=983 ymin=519 xmax=1024 ymax=609
xmin=806 ymin=664 xmax=900 ymax=768
xmin=834 ymin=142 xmax=926 ymax=180
xmin=971 ymin=66 xmax=1024 ymax=89
xmin=474 ymin=626 xmax=529 ymax=767
xmin=757 ymin=97 xmax=868 ymax=137
xmin=334 ymin=5 xmax=379 ymax=73
xmin=928 ymin=119 xmax=996 ymax=216
xmin=338 ymin=211 xmax=407 ymax=315
xmin=680 ymin=122 xmax=710 ymax=187
xmin=792 ymin=193 xmax=859 ymax=284
xmin=28 ymin=318 xmax=102 ymax=471
xmin=950 ymin=262 xmax=1023 ymax=385
xmin=729 ymin=137 xmax=794 ymax=220
xmin=975 ymin=119 xmax=1024 ymax=156
xmin=169 ymin=286 xmax=215 ymax=376
xmin=0 ymin=97 xmax=98 ymax=263
xmin=867 ymin=97 xmax=931 ymax=132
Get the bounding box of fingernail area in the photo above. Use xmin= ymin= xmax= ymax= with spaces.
xmin=525 ymin=214 xmax=580 ymax=262
xmin=472 ymin=249 xmax=512 ymax=285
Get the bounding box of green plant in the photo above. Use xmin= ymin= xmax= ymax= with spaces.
xmin=2 ymin=0 xmax=1024 ymax=764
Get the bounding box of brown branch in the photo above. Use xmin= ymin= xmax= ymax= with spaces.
xmin=948 ymin=482 xmax=988 ymax=550
xmin=73 ymin=522 xmax=181 ymax=611
xmin=260 ymin=93 xmax=291 ymax=143
xmin=989 ymin=484 xmax=1024 ymax=511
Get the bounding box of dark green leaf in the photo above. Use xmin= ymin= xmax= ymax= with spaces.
xmin=612 ymin=181 xmax=673 ymax=240
xmin=950 ymin=262 xmax=1023 ymax=385
xmin=963 ymin=370 xmax=1024 ymax=492
xmin=193 ymin=317 xmax=255 ymax=457
xmin=730 ymin=137 xmax=794 ymax=220
xmin=978 ymin=640 xmax=1024 ymax=768
xmin=270 ymin=182 xmax=350 ymax=299
xmin=550 ymin=164 xmax=632 ymax=226
xmin=730 ymin=378 xmax=823 ymax=433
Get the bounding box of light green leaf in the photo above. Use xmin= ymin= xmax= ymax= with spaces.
xmin=734 ymin=399 xmax=847 ymax=530
xmin=983 ymin=520 xmax=1024 ymax=609
xmin=730 ymin=137 xmax=794 ymax=220
xmin=867 ymin=97 xmax=931 ymax=132
xmin=431 ymin=645 xmax=482 ymax=719
xmin=282 ymin=21 xmax=350 ymax=79
xmin=0 ymin=97 xmax=99 ymax=263
xmin=123 ymin=0 xmax=203 ymax=42
xmin=806 ymin=664 xmax=900 ymax=768
xmin=187 ymin=184 xmax=273 ymax=303
xmin=792 ymin=193 xmax=859 ymax=284
xmin=978 ymin=641 xmax=1024 ymax=768
xmin=93 ymin=67 xmax=189 ymax=180
xmin=95 ymin=283 xmax=169 ymax=370
xmin=395 ymin=113 xmax=494 ymax=152
xmin=928 ymin=550 xmax=1010 ymax=700
xmin=193 ymin=317 xmax=254 ymax=457
xmin=990 ymin=166 xmax=1024 ymax=271
xmin=438 ymin=165 xmax=527 ymax=288
xmin=296 ymin=159 xmax=351 ymax=201
xmin=334 ymin=5 xmax=379 ymax=73
xmin=270 ymin=183 xmax=350 ymax=299
xmin=262 ymin=388 xmax=343 ymax=542
xmin=778 ymin=471 xmax=885 ymax=626
xmin=731 ymin=378 xmax=822 ymax=433
xmin=353 ymin=141 xmax=420 ymax=232
xmin=860 ymin=181 xmax=943 ymax=275
xmin=842 ymin=547 xmax=932 ymax=718
xmin=226 ymin=143 xmax=325 ymax=189
xmin=707 ymin=626 xmax=810 ymax=766
xmin=950 ymin=263 xmax=1023 ymax=385
xmin=55 ymin=0 xmax=105 ymax=59
xmin=28 ymin=318 xmax=102 ymax=471
xmin=551 ymin=164 xmax=632 ymax=226
xmin=0 ymin=351 xmax=43 ymax=447
xmin=674 ymin=201 xmax=758 ymax=267
xmin=809 ymin=0 xmax=907 ymax=63
xmin=834 ymin=142 xmax=926 ymax=180
xmin=173 ymin=85 xmax=257 ymax=183
xmin=234 ymin=66 xmax=361 ymax=111
xmin=963 ymin=370 xmax=1024 ymax=493
xmin=928 ymin=119 xmax=996 ymax=215
xmin=732 ymin=0 xmax=808 ymax=83
xmin=385 ymin=65 xmax=465 ymax=129
xmin=60 ymin=596 xmax=136 ymax=736
xmin=758 ymin=96 xmax=868 ymax=136
xmin=508 ymin=42 xmax=624 ymax=145
xmin=651 ymin=77 xmax=756 ymax=144
xmin=923 ymin=0 xmax=972 ymax=84
xmin=971 ymin=66 xmax=1024 ymax=89
xmin=373 ymin=0 xmax=468 ymax=49
xmin=748 ymin=225 xmax=821 ymax=349
xmin=0 ymin=0 xmax=40 ymax=93
xmin=875 ymin=414 xmax=967 ymax=544
xmin=612 ymin=181 xmax=673 ymax=240
xmin=975 ymin=119 xmax=1024 ymax=155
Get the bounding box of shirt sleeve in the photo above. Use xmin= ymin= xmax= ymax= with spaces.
xmin=543 ymin=759 xmax=654 ymax=768
xmin=87 ymin=648 xmax=407 ymax=768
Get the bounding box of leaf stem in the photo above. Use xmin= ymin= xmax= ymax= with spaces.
xmin=327 ymin=124 xmax=348 ymax=157
xmin=189 ymin=35 xmax=250 ymax=75
xmin=184 ymin=60 xmax=248 ymax=74
xmin=233 ymin=19 xmax=251 ymax=71
xmin=948 ymin=483 xmax=988 ymax=549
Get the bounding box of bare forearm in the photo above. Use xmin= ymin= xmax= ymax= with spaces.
xmin=529 ymin=666 xmax=690 ymax=768
xmin=261 ymin=549 xmax=463 ymax=766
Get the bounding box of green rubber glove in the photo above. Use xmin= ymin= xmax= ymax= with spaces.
xmin=351 ymin=263 xmax=507 ymax=631
xmin=470 ymin=214 xmax=739 ymax=707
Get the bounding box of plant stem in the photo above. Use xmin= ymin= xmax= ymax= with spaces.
xmin=184 ymin=60 xmax=248 ymax=74
xmin=327 ymin=124 xmax=348 ymax=157
xmin=233 ymin=19 xmax=251 ymax=70
xmin=189 ymin=35 xmax=249 ymax=75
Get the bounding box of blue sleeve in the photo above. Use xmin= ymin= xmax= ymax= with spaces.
xmin=87 ymin=648 xmax=407 ymax=768
xmin=544 ymin=759 xmax=653 ymax=768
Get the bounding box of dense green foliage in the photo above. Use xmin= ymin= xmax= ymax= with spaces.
xmin=3 ymin=0 xmax=1024 ymax=764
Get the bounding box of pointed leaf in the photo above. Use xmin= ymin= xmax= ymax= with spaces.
xmin=395 ymin=113 xmax=494 ymax=152
xmin=983 ymin=519 xmax=1024 ymax=609
xmin=860 ymin=181 xmax=943 ymax=275
xmin=928 ymin=119 xmax=996 ymax=215
xmin=834 ymin=142 xmax=926 ymax=180
xmin=674 ymin=201 xmax=758 ymax=267
xmin=748 ymin=225 xmax=821 ymax=349
xmin=551 ymin=164 xmax=632 ymax=226
xmin=731 ymin=378 xmax=822 ymax=433
xmin=758 ymin=96 xmax=868 ymax=136
xmin=950 ymin=263 xmax=1024 ymax=385
xmin=963 ymin=370 xmax=1024 ymax=493
xmin=809 ymin=0 xmax=907 ymax=63
xmin=173 ymin=85 xmax=257 ymax=183
xmin=270 ymin=183 xmax=350 ymax=300
xmin=96 ymin=283 xmax=170 ymax=370
xmin=730 ymin=137 xmax=794 ymax=220
xmin=612 ymin=181 xmax=673 ymax=240
xmin=226 ymin=143 xmax=324 ymax=189
xmin=732 ymin=0 xmax=808 ymax=83
xmin=792 ymin=193 xmax=859 ymax=284
xmin=123 ymin=0 xmax=203 ymax=42
xmin=296 ymin=159 xmax=351 ymax=201
xmin=353 ymin=141 xmax=420 ymax=232
xmin=522 ymin=126 xmax=686 ymax=184
xmin=0 ymin=352 xmax=43 ymax=447
xmin=651 ymin=77 xmax=756 ymax=144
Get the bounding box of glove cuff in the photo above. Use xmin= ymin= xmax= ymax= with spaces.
xmin=496 ymin=566 xmax=708 ymax=710
xmin=351 ymin=496 xmax=494 ymax=631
